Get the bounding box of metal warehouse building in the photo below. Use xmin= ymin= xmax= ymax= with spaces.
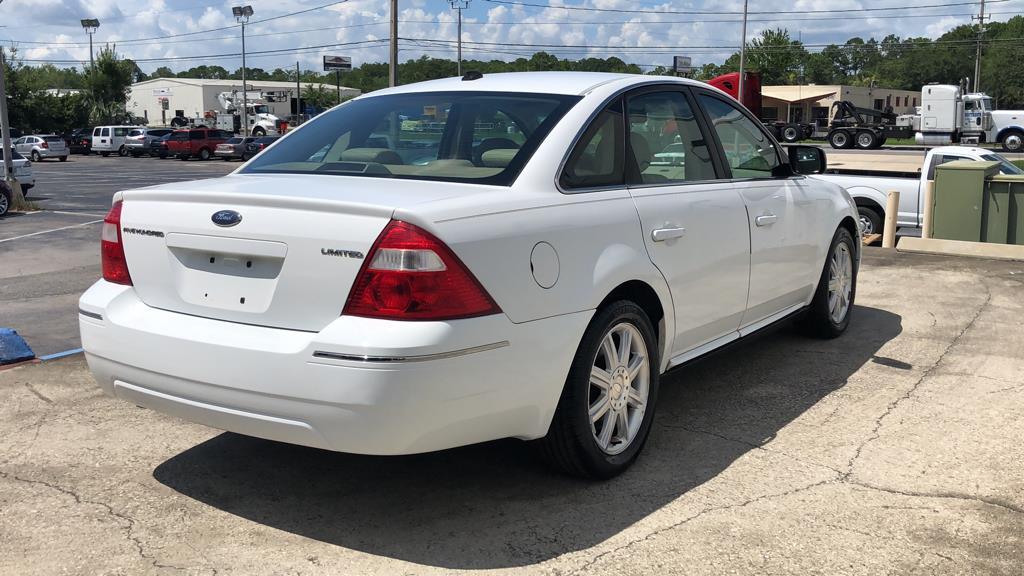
xmin=126 ymin=78 xmax=361 ymax=127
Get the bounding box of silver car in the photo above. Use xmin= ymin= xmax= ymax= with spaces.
xmin=14 ymin=134 xmax=68 ymax=162
xmin=124 ymin=128 xmax=174 ymax=157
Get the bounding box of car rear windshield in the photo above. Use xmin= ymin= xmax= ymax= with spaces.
xmin=44 ymin=136 xmax=64 ymax=142
xmin=225 ymin=137 xmax=243 ymax=144
xmin=128 ymin=130 xmax=145 ymax=137
xmin=241 ymin=91 xmax=581 ymax=186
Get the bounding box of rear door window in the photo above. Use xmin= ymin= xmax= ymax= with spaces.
xmin=114 ymin=128 xmax=128 ymax=137
xmin=626 ymin=90 xmax=716 ymax=184
xmin=560 ymin=99 xmax=625 ymax=189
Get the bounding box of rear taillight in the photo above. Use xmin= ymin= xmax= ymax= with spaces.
xmin=343 ymin=220 xmax=500 ymax=321
xmin=41 ymin=141 xmax=49 ymax=149
xmin=101 ymin=201 xmax=132 ymax=285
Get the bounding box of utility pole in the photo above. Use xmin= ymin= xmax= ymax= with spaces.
xmin=389 ymin=0 xmax=398 ymax=86
xmin=295 ymin=61 xmax=301 ymax=126
xmin=0 ymin=44 xmax=25 ymax=208
xmin=449 ymin=0 xmax=469 ymax=76
xmin=232 ymin=6 xmax=253 ymax=135
xmin=973 ymin=0 xmax=987 ymax=93
xmin=737 ymin=0 xmax=748 ymax=103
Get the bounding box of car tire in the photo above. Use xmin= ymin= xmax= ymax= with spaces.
xmin=118 ymin=146 xmax=128 ymax=157
xmin=1001 ymin=129 xmax=1024 ymax=153
xmin=198 ymin=148 xmax=211 ymax=161
xmin=178 ymin=155 xmax=189 ymax=161
xmin=535 ymin=300 xmax=660 ymax=479
xmin=799 ymin=227 xmax=857 ymax=339
xmin=782 ymin=124 xmax=800 ymax=143
xmin=31 ymin=150 xmax=41 ymax=162
xmin=857 ymin=205 xmax=882 ymax=237
xmin=59 ymin=155 xmax=68 ymax=161
xmin=0 ymin=184 xmax=10 ymax=217
xmin=101 ymin=152 xmax=110 ymax=157
xmin=241 ymin=152 xmax=251 ymax=161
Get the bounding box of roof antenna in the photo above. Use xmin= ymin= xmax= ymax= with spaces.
xmin=462 ymin=70 xmax=483 ymax=81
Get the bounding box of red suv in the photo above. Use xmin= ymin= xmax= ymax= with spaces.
xmin=166 ymin=128 xmax=233 ymax=161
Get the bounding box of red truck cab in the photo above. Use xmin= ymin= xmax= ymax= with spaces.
xmin=166 ymin=128 xmax=233 ymax=161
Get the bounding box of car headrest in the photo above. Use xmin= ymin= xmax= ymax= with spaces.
xmin=340 ymin=147 xmax=404 ymax=164
xmin=480 ymin=148 xmax=517 ymax=168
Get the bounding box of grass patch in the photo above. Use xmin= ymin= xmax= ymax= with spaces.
xmin=1013 ymin=160 xmax=1024 ymax=170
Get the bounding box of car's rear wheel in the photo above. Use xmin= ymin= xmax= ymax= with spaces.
xmin=198 ymin=148 xmax=211 ymax=160
xmin=59 ymin=155 xmax=68 ymax=162
xmin=535 ymin=300 xmax=660 ymax=478
xmin=800 ymin=227 xmax=857 ymax=339
xmin=118 ymin=145 xmax=128 ymax=157
xmin=0 ymin=185 xmax=10 ymax=217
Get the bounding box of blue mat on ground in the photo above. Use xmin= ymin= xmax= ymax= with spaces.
xmin=0 ymin=328 xmax=35 ymax=365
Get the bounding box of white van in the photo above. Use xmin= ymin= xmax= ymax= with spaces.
xmin=91 ymin=126 xmax=142 ymax=157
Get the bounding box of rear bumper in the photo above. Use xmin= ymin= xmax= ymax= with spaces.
xmin=79 ymin=281 xmax=590 ymax=455
xmin=36 ymin=148 xmax=66 ymax=158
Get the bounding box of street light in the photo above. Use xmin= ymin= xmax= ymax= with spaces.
xmin=80 ymin=18 xmax=100 ymax=70
xmin=232 ymin=5 xmax=253 ymax=136
xmin=448 ymin=0 xmax=470 ymax=76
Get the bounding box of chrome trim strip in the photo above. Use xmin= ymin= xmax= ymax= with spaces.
xmin=313 ymin=341 xmax=510 ymax=363
xmin=78 ymin=308 xmax=103 ymax=321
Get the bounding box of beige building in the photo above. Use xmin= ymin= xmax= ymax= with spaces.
xmin=127 ymin=78 xmax=361 ymax=127
xmin=761 ymin=85 xmax=920 ymax=130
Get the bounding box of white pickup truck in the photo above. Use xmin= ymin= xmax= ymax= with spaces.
xmin=813 ymin=146 xmax=1024 ymax=235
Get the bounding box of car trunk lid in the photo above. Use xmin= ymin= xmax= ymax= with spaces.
xmin=118 ymin=174 xmax=475 ymax=331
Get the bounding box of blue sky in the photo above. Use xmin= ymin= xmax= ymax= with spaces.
xmin=0 ymin=0 xmax=1019 ymax=74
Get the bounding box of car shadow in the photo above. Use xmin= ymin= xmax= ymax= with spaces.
xmin=154 ymin=305 xmax=901 ymax=569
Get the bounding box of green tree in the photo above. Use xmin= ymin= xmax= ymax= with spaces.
xmin=745 ymin=28 xmax=807 ymax=84
xmin=85 ymin=45 xmax=135 ymax=124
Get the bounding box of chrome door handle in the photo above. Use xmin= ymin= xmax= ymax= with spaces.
xmin=755 ymin=213 xmax=778 ymax=227
xmin=651 ymin=226 xmax=687 ymax=242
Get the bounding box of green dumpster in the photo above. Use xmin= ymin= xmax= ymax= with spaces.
xmin=984 ymin=175 xmax=1024 ymax=245
xmin=932 ymin=160 xmax=1000 ymax=242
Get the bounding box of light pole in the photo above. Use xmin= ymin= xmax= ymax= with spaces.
xmin=80 ymin=18 xmax=100 ymax=70
xmin=232 ymin=5 xmax=253 ymax=136
xmin=1 ymin=0 xmax=24 ymax=207
xmin=449 ymin=0 xmax=469 ymax=76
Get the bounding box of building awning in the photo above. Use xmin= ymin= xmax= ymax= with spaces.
xmin=762 ymin=86 xmax=838 ymax=104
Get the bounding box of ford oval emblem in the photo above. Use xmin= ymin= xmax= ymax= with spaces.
xmin=212 ymin=210 xmax=242 ymax=227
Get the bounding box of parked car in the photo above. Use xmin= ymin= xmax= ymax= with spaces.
xmin=244 ymin=135 xmax=279 ymax=159
xmin=215 ymin=136 xmax=256 ymax=161
xmin=124 ymin=128 xmax=173 ymax=157
xmin=0 ymin=147 xmax=35 ymax=199
xmin=0 ymin=179 xmax=9 ymax=217
xmin=79 ymin=72 xmax=858 ymax=478
xmin=13 ymin=134 xmax=68 ymax=162
xmin=148 ymin=133 xmax=173 ymax=159
xmin=65 ymin=128 xmax=93 ymax=155
xmin=166 ymin=128 xmax=232 ymax=161
xmin=91 ymin=126 xmax=142 ymax=157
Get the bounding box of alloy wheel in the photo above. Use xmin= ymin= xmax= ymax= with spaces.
xmin=828 ymin=242 xmax=853 ymax=324
xmin=858 ymin=215 xmax=874 ymax=235
xmin=589 ymin=322 xmax=650 ymax=455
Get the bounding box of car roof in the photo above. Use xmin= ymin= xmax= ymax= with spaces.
xmin=367 ymin=71 xmax=698 ymax=97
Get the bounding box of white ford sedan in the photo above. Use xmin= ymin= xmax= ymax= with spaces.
xmin=80 ymin=72 xmax=859 ymax=478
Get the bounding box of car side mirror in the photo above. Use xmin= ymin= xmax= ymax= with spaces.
xmin=787 ymin=145 xmax=826 ymax=175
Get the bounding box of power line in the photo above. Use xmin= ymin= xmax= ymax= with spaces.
xmin=3 ymin=22 xmax=387 ymax=47
xmin=481 ymin=0 xmax=1016 ymax=15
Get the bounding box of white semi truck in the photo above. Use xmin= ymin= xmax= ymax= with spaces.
xmin=826 ymin=82 xmax=1024 ymax=153
xmin=171 ymin=91 xmax=286 ymax=136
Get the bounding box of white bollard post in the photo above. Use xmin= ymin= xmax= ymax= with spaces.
xmin=882 ymin=190 xmax=900 ymax=248
xmin=921 ymin=180 xmax=935 ymax=239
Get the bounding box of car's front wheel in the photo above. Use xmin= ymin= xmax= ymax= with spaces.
xmin=800 ymin=227 xmax=857 ymax=339
xmin=536 ymin=300 xmax=660 ymax=478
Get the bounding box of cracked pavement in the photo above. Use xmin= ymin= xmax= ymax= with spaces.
xmin=1 ymin=248 xmax=1023 ymax=575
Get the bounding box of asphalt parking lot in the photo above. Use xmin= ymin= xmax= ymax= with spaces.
xmin=1 ymin=154 xmax=237 ymax=357
xmin=2 ymin=248 xmax=1023 ymax=575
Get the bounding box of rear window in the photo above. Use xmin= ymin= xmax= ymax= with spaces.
xmin=225 ymin=137 xmax=243 ymax=144
xmin=170 ymin=131 xmax=189 ymax=141
xmin=241 ymin=91 xmax=580 ymax=186
xmin=44 ymin=136 xmax=64 ymax=142
xmin=128 ymin=129 xmax=145 ymax=137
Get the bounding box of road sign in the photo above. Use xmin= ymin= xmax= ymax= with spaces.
xmin=323 ymin=55 xmax=352 ymax=72
xmin=673 ymin=56 xmax=693 ymax=74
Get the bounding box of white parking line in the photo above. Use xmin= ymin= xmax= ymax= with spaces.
xmin=51 ymin=210 xmax=109 ymax=218
xmin=0 ymin=219 xmax=103 ymax=243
